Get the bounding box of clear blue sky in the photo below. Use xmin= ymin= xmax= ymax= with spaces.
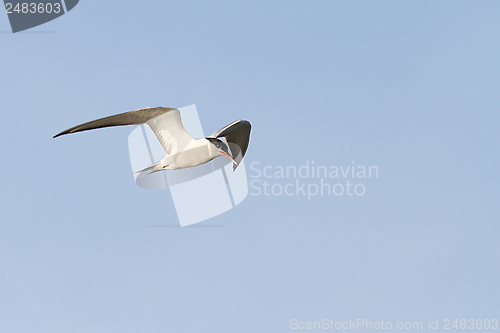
xmin=1 ymin=1 xmax=499 ymax=332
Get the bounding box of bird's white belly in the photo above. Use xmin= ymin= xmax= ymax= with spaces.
xmin=168 ymin=139 xmax=215 ymax=169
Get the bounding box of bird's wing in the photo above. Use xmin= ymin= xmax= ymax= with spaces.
xmin=144 ymin=109 xmax=195 ymax=155
xmin=53 ymin=107 xmax=195 ymax=156
xmin=209 ymin=120 xmax=251 ymax=169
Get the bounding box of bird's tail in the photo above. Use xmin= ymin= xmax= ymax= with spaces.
xmin=132 ymin=161 xmax=163 ymax=177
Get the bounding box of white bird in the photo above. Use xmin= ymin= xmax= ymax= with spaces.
xmin=54 ymin=107 xmax=251 ymax=174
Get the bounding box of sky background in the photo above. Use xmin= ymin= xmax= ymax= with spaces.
xmin=1 ymin=1 xmax=499 ymax=332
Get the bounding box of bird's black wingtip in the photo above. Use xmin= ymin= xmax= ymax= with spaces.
xmin=53 ymin=130 xmax=70 ymax=138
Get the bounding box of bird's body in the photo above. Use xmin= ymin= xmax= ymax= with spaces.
xmin=54 ymin=107 xmax=251 ymax=175
xmin=151 ymin=138 xmax=220 ymax=171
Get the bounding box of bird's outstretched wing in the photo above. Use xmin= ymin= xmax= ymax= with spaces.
xmin=53 ymin=107 xmax=195 ymax=156
xmin=209 ymin=120 xmax=251 ymax=170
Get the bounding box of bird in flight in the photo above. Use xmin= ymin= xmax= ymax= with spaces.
xmin=54 ymin=107 xmax=251 ymax=175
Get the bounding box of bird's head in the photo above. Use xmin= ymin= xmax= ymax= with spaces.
xmin=206 ymin=138 xmax=237 ymax=166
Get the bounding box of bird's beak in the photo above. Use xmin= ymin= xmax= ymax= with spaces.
xmin=220 ymin=150 xmax=237 ymax=166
